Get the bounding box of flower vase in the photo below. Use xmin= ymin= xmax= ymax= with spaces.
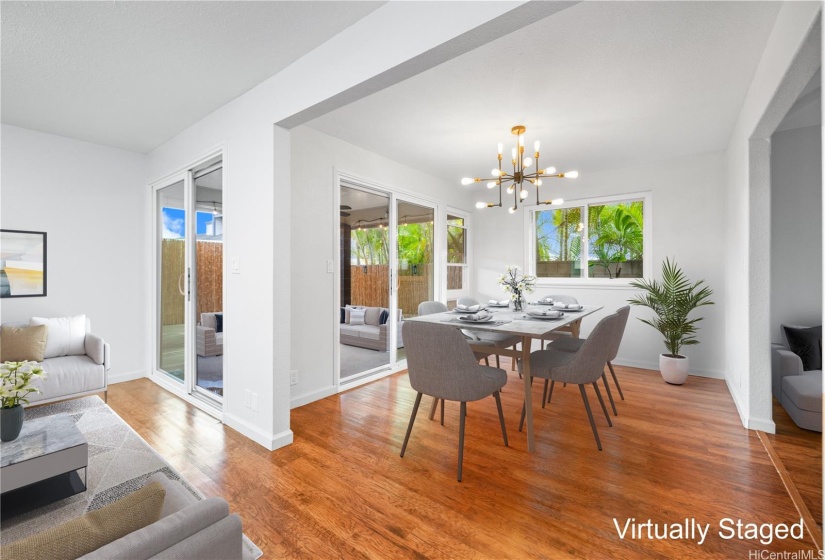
xmin=1 ymin=405 xmax=24 ymax=442
xmin=512 ymin=294 xmax=524 ymax=312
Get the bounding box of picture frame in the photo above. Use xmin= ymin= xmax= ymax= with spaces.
xmin=0 ymin=230 xmax=47 ymax=298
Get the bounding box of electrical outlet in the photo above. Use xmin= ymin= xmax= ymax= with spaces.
xmin=290 ymin=369 xmax=298 ymax=386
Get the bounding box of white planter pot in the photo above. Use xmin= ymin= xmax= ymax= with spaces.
xmin=659 ymin=354 xmax=689 ymax=385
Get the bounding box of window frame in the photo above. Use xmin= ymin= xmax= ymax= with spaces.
xmin=446 ymin=208 xmax=471 ymax=300
xmin=523 ymin=191 xmax=652 ymax=288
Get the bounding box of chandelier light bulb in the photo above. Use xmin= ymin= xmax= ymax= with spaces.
xmin=523 ymin=157 xmax=533 ymax=168
xmin=511 ymin=147 xmax=517 ymax=160
xmin=491 ymin=169 xmax=501 ymax=177
xmin=461 ymin=177 xmax=475 ymax=185
xmin=542 ymin=167 xmax=556 ymax=175
xmin=519 ymin=189 xmax=529 ymax=200
xmin=497 ymin=143 xmax=503 ymax=155
xmin=508 ymin=206 xmax=517 ymax=214
xmin=518 ymin=134 xmax=524 ymax=147
xmin=487 ymin=181 xmax=497 ymax=189
xmin=475 ymin=201 xmax=487 ymax=209
xmin=564 ymin=171 xmax=579 ymax=179
xmin=506 ymin=184 xmax=515 ymax=195
xmin=536 ymin=179 xmax=543 ymax=186
xmin=534 ymin=140 xmax=540 ymax=153
xmin=552 ymin=198 xmax=564 ymax=205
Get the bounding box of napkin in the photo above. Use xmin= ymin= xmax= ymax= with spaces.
xmin=539 ymin=296 xmax=554 ymax=303
xmin=461 ymin=310 xmax=491 ymax=321
xmin=554 ymin=303 xmax=581 ymax=310
xmin=456 ymin=303 xmax=481 ymax=312
xmin=499 ymin=300 xmax=509 ymax=305
xmin=488 ymin=299 xmax=499 ymax=305
xmin=527 ymin=309 xmax=562 ymax=318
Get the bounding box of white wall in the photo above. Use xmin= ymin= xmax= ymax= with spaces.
xmin=289 ymin=126 xmax=475 ymax=405
xmin=724 ymin=3 xmax=820 ymax=432
xmin=473 ymin=151 xmax=728 ymax=377
xmin=770 ymin=124 xmax=822 ymax=340
xmin=145 ymin=2 xmax=525 ymax=449
xmin=1 ymin=125 xmax=147 ymax=382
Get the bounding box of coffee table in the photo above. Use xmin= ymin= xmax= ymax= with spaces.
xmin=1 ymin=413 xmax=88 ymax=519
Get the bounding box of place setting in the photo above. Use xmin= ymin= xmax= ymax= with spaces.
xmin=522 ymin=308 xmax=566 ymax=321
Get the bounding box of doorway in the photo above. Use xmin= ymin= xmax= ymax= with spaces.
xmin=337 ymin=179 xmax=437 ymax=384
xmin=153 ymin=154 xmax=224 ymax=410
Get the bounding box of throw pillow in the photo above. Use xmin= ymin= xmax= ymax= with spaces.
xmin=349 ymin=308 xmax=367 ymax=326
xmin=0 ymin=325 xmax=47 ymax=362
xmin=1 ymin=481 xmax=166 ymax=560
xmin=379 ymin=310 xmax=389 ymax=325
xmin=340 ymin=308 xmax=346 ymax=324
xmin=344 ymin=305 xmax=365 ymax=325
xmin=215 ymin=313 xmax=223 ymax=334
xmin=29 ymin=315 xmax=87 ymax=358
xmin=783 ymin=325 xmax=822 ymax=371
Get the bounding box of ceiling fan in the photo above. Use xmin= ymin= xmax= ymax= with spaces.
xmin=340 ymin=205 xmax=351 ymax=217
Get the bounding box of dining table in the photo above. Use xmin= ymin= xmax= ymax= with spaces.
xmin=405 ymin=303 xmax=603 ymax=452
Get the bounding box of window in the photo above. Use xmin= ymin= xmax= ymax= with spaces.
xmin=446 ymin=212 xmax=469 ymax=294
xmin=528 ymin=193 xmax=650 ymax=283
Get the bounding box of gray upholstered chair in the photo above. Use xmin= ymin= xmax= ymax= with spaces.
xmin=548 ymin=306 xmax=631 ymax=414
xmin=518 ymin=312 xmax=620 ymax=450
xmin=455 ymin=297 xmax=521 ymax=372
xmin=401 ymin=321 xmax=508 ymax=481
xmin=539 ymin=295 xmax=580 ymax=349
xmin=417 ymin=300 xmax=496 ymax=424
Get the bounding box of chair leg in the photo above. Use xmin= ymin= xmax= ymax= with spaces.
xmin=458 ymin=402 xmax=467 ymax=482
xmin=440 ymin=398 xmax=445 ymax=426
xmin=541 ymin=379 xmax=549 ymax=409
xmin=104 ymin=390 xmax=108 ymax=404
xmin=579 ymin=384 xmax=602 ymax=451
xmin=493 ymin=391 xmax=508 ymax=447
xmin=511 ymin=345 xmax=517 ymax=371
xmin=484 ymin=357 xmax=490 ymax=366
xmin=607 ymin=362 xmax=624 ymax=400
xmin=400 ymin=392 xmax=423 ymax=457
xmin=547 ymin=380 xmax=555 ymax=404
xmin=518 ymin=377 xmax=534 ymax=432
xmin=602 ymin=372 xmax=618 ymax=416
xmin=592 ymin=382 xmax=613 ymax=427
xmin=495 ymin=354 xmax=501 ymax=368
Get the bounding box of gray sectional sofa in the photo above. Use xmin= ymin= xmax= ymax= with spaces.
xmin=771 ymin=326 xmax=822 ymax=432
xmin=340 ymin=306 xmax=404 ymax=351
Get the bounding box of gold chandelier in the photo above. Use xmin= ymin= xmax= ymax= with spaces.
xmin=462 ymin=125 xmax=578 ymax=213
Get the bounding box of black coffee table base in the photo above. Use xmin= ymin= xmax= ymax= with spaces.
xmin=1 ymin=469 xmax=86 ymax=520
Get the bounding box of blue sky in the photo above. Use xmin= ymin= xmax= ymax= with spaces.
xmin=162 ymin=208 xmax=213 ymax=238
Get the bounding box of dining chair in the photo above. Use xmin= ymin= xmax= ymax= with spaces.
xmin=417 ymin=300 xmax=496 ymax=424
xmin=401 ymin=321 xmax=508 ymax=481
xmin=539 ymin=295 xmax=580 ymax=349
xmin=455 ymin=297 xmax=521 ymax=373
xmin=517 ymin=312 xmax=619 ymax=450
xmin=548 ymin=306 xmax=631 ymax=413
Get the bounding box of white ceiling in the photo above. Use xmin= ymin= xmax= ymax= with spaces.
xmin=306 ymin=1 xmax=785 ymax=181
xmin=1 ymin=1 xmax=384 ymax=153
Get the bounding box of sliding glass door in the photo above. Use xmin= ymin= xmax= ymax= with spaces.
xmin=337 ymin=180 xmax=437 ymax=384
xmin=154 ymin=156 xmax=224 ymax=408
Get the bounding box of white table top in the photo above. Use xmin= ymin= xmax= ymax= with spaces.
xmin=406 ymin=305 xmax=603 ymax=338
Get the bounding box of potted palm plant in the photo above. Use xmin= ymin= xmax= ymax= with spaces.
xmin=627 ymin=258 xmax=714 ymax=384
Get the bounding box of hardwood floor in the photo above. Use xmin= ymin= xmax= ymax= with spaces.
xmin=764 ymin=398 xmax=822 ymax=527
xmin=108 ymin=365 xmax=819 ymax=559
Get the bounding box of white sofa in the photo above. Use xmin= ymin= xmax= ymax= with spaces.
xmin=340 ymin=306 xmax=403 ymax=351
xmin=197 ymin=312 xmax=223 ymax=357
xmin=3 ymin=318 xmax=109 ymax=406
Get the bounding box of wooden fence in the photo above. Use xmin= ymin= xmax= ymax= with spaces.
xmin=537 ymin=259 xmax=643 ymax=279
xmin=161 ymin=239 xmax=223 ymax=325
xmin=350 ymin=264 xmax=433 ymax=317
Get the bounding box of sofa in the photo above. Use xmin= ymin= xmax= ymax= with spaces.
xmin=771 ymin=324 xmax=822 ymax=432
xmin=340 ymin=306 xmax=404 ymax=351
xmin=3 ymin=472 xmax=245 ymax=560
xmin=197 ymin=312 xmax=223 ymax=357
xmin=1 ymin=316 xmax=109 ymax=406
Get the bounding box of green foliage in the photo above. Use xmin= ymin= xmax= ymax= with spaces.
xmin=588 ymin=203 xmax=643 ymax=278
xmin=1 ymin=361 xmax=46 ymax=408
xmin=351 ymin=223 xmax=433 ymax=266
xmin=627 ymin=258 xmax=714 ymax=357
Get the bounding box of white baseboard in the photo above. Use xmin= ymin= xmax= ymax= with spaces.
xmin=222 ymin=412 xmax=293 ymax=451
xmin=291 ymin=385 xmax=338 ymax=409
xmin=748 ymin=416 xmax=776 ymax=433
xmin=725 ymin=376 xmax=749 ymax=430
xmin=108 ymin=370 xmax=147 ymax=384
xmin=613 ymin=358 xmax=725 ymax=379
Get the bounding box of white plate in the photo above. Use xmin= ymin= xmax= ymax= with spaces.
xmin=554 ymin=305 xmax=583 ymax=312
xmin=459 ymin=315 xmax=495 ymax=323
xmin=534 ymin=301 xmax=555 ymax=305
xmin=452 ymin=307 xmax=486 ymax=314
xmin=525 ymin=312 xmax=564 ymax=320
xmin=487 ymin=303 xmax=510 ymax=308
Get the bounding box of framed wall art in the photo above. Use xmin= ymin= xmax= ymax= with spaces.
xmin=0 ymin=230 xmax=47 ymax=298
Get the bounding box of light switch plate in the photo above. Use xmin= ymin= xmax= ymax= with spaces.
xmin=231 ymin=257 xmax=240 ymax=274
xmin=326 ymin=259 xmax=334 ymax=273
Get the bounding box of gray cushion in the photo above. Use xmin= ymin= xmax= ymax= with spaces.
xmin=27 ymin=355 xmax=105 ymax=403
xmin=344 ymin=325 xmax=381 ymax=340
xmin=782 ymin=371 xmax=823 ymax=413
xmin=364 ymin=307 xmax=381 ymax=326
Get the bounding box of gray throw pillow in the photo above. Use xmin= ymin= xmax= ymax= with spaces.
xmin=783 ymin=325 xmax=822 ymax=371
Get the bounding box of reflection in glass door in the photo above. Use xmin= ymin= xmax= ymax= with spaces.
xmin=396 ymin=200 xmax=434 ymax=339
xmin=157 ymin=179 xmax=187 ymax=382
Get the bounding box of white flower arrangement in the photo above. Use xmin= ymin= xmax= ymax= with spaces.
xmin=498 ymin=265 xmax=536 ymax=302
xmin=0 ymin=361 xmax=46 ymax=409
